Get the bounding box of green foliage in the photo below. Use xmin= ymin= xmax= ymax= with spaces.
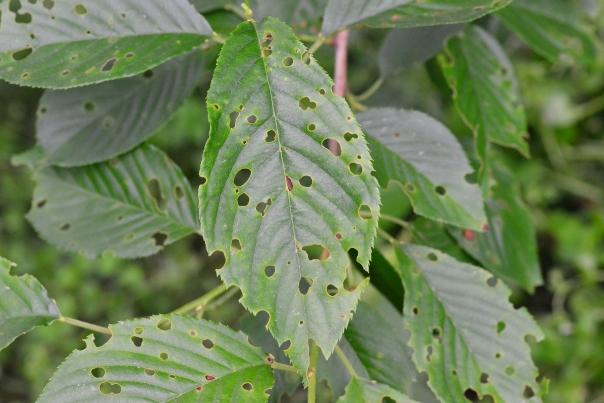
xmin=0 ymin=257 xmax=60 ymax=351
xmin=337 ymin=377 xmax=415 ymax=403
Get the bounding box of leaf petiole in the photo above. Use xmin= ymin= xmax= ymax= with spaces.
xmin=171 ymin=284 xmax=230 ymax=316
xmin=59 ymin=316 xmax=112 ymax=336
xmin=335 ymin=345 xmax=359 ymax=378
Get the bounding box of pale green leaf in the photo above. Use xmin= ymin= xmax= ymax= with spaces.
xmin=37 ymin=52 xmax=205 ymax=167
xmin=199 ymin=18 xmax=380 ymax=374
xmin=322 ymin=0 xmax=511 ymax=35
xmin=37 ymin=315 xmax=274 ymax=402
xmin=0 ymin=0 xmax=212 ymax=88
xmin=0 ymin=257 xmax=60 ymax=351
xmin=439 ymin=26 xmax=529 ymax=167
xmin=28 ymin=145 xmax=198 ymax=259
xmin=449 ymin=179 xmax=543 ymax=292
xmin=497 ymin=0 xmax=598 ymax=65
xmin=396 ymin=244 xmax=543 ymax=402
xmin=359 ymin=107 xmax=486 ymax=230
xmin=337 ymin=378 xmax=416 ymax=403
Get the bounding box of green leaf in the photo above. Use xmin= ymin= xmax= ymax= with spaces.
xmin=255 ymin=0 xmax=327 ymax=26
xmin=322 ymin=0 xmax=511 ymax=35
xmin=191 ymin=0 xmax=234 ymax=13
xmin=367 ymin=249 xmax=404 ymax=310
xmin=0 ymin=257 xmax=60 ymax=351
xmin=439 ymin=26 xmax=530 ymax=166
xmin=37 ymin=52 xmax=205 ymax=167
xmin=449 ymin=179 xmax=543 ymax=292
xmin=359 ymin=107 xmax=486 ymax=230
xmin=0 ymin=0 xmax=212 ymax=88
xmin=199 ymin=18 xmax=380 ymax=374
xmin=395 ymin=244 xmax=543 ymax=402
xmin=28 ymin=145 xmax=198 ymax=259
xmin=497 ymin=0 xmax=597 ymax=65
xmin=37 ymin=315 xmax=274 ymax=402
xmin=379 ymin=25 xmax=462 ymax=77
xmin=336 ymin=378 xmax=416 ymax=403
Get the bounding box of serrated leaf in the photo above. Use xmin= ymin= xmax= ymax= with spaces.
xmin=449 ymin=180 xmax=543 ymax=292
xmin=322 ymin=0 xmax=511 ymax=35
xmin=337 ymin=378 xmax=416 ymax=403
xmin=439 ymin=26 xmax=529 ymax=169
xmin=37 ymin=52 xmax=205 ymax=167
xmin=199 ymin=18 xmax=380 ymax=375
xmin=0 ymin=257 xmax=60 ymax=351
xmin=0 ymin=0 xmax=211 ymax=88
xmin=28 ymin=145 xmax=198 ymax=259
xmin=395 ymin=244 xmax=543 ymax=402
xmin=37 ymin=315 xmax=274 ymax=402
xmin=359 ymin=107 xmax=486 ymax=230
xmin=497 ymin=0 xmax=597 ymax=65
xmin=379 ymin=25 xmax=462 ymax=76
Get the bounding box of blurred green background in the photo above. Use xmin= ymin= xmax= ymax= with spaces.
xmin=1 ymin=6 xmax=604 ymax=403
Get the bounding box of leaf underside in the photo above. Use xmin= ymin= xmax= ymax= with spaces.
xmin=37 ymin=315 xmax=274 ymax=402
xmin=0 ymin=257 xmax=60 ymax=351
xmin=360 ymin=108 xmax=486 ymax=230
xmin=36 ymin=51 xmax=205 ymax=167
xmin=28 ymin=145 xmax=198 ymax=259
xmin=439 ymin=25 xmax=529 ymax=165
xmin=337 ymin=377 xmax=416 ymax=403
xmin=199 ymin=18 xmax=380 ymax=374
xmin=396 ymin=244 xmax=543 ymax=403
xmin=322 ymin=0 xmax=512 ymax=35
xmin=0 ymin=0 xmax=211 ymax=88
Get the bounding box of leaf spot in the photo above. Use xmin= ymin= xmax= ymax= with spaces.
xmin=298 ymin=277 xmax=312 ymax=295
xmin=99 ymin=382 xmax=121 ymax=395
xmin=234 ymin=169 xmax=251 ymax=186
xmin=157 ymin=318 xmax=172 ymax=331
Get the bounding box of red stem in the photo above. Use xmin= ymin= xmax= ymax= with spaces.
xmin=333 ymin=30 xmax=349 ymax=97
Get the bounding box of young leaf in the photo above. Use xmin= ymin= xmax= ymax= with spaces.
xmin=37 ymin=315 xmax=274 ymax=402
xmin=497 ymin=0 xmax=597 ymax=65
xmin=37 ymin=52 xmax=205 ymax=167
xmin=322 ymin=0 xmax=511 ymax=35
xmin=449 ymin=180 xmax=543 ymax=292
xmin=0 ymin=0 xmax=212 ymax=88
xmin=199 ymin=18 xmax=380 ymax=374
xmin=28 ymin=145 xmax=198 ymax=258
xmin=396 ymin=244 xmax=543 ymax=402
xmin=337 ymin=377 xmax=416 ymax=403
xmin=440 ymin=26 xmax=529 ymax=158
xmin=379 ymin=25 xmax=463 ymax=77
xmin=0 ymin=257 xmax=60 ymax=351
xmin=359 ymin=108 xmax=486 ymax=230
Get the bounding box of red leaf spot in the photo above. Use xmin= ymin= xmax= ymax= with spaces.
xmin=463 ymin=230 xmax=476 ymax=241
xmin=286 ymin=176 xmax=293 ymax=192
xmin=482 ymin=224 xmax=490 ymax=233
xmin=196 ymin=386 xmax=204 ymax=392
xmin=205 ymin=375 xmax=216 ymax=381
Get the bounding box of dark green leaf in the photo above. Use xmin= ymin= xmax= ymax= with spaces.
xmin=367 ymin=249 xmax=404 ymax=310
xmin=395 ymin=244 xmax=543 ymax=402
xmin=38 ymin=315 xmax=274 ymax=402
xmin=0 ymin=0 xmax=212 ymax=88
xmin=37 ymin=52 xmax=205 ymax=167
xmin=322 ymin=0 xmax=511 ymax=35
xmin=0 ymin=257 xmax=60 ymax=351
xmin=336 ymin=377 xmax=416 ymax=403
xmin=439 ymin=26 xmax=529 ymax=169
xmin=199 ymin=19 xmax=380 ymax=375
xmin=359 ymin=107 xmax=486 ymax=230
xmin=497 ymin=0 xmax=598 ymax=65
xmin=255 ymin=0 xmax=327 ymax=26
xmin=28 ymin=145 xmax=198 ymax=258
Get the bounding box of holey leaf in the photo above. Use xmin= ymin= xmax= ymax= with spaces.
xmin=359 ymin=108 xmax=486 ymax=230
xmin=0 ymin=0 xmax=212 ymax=88
xmin=36 ymin=51 xmax=205 ymax=167
xmin=0 ymin=257 xmax=60 ymax=351
xmin=38 ymin=315 xmax=274 ymax=402
xmin=396 ymin=245 xmax=543 ymax=403
xmin=199 ymin=19 xmax=380 ymax=374
xmin=322 ymin=0 xmax=511 ymax=35
xmin=439 ymin=26 xmax=529 ymax=167
xmin=28 ymin=145 xmax=198 ymax=259
xmin=337 ymin=378 xmax=417 ymax=403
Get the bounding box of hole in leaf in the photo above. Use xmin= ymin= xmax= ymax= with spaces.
xmin=523 ymin=386 xmax=535 ymax=398
xmin=211 ymin=251 xmax=226 ymax=269
xmin=99 ymin=382 xmax=122 ymax=395
xmin=326 ymin=284 xmax=338 ymax=296
xmin=307 ymin=123 xmax=316 ymax=131
xmin=358 ymin=204 xmax=372 ymax=220
xmin=299 ymin=175 xmax=312 ymax=187
xmin=264 ymin=266 xmax=275 ymax=277
xmin=322 ymin=139 xmax=341 ymax=156
xmin=134 ymin=327 xmax=143 ymax=335
xmin=143 ymin=70 xmax=154 ymax=79
xmin=12 ymin=47 xmax=32 ymax=61
xmin=299 ymin=97 xmax=316 ymax=110
xmin=91 ymin=368 xmax=105 ymax=378
xmin=43 ymin=0 xmax=55 ymax=9
xmin=349 ymin=162 xmax=363 ymax=175
xmin=265 ymin=129 xmax=276 ymax=142
xmin=496 ymin=321 xmax=506 ymax=334
xmin=505 ymin=366 xmax=515 ymax=376
xmin=256 ymin=198 xmax=272 ymax=216
xmin=231 ymin=239 xmax=242 ymax=251
xmin=200 ymin=176 xmax=207 ymax=186
xmin=302 ymin=244 xmax=329 ymax=261
xmin=242 ymin=382 xmax=253 ymax=391
xmin=147 ymin=179 xmax=166 ymax=210
xmin=84 ymin=101 xmax=95 ymax=112
xmin=157 ymin=318 xmax=172 ymax=331
xmin=145 ymin=369 xmax=155 ymax=376
xmin=101 ymin=58 xmax=117 ymax=72
xmin=427 ymin=253 xmax=438 ymax=261
xmin=174 ymin=186 xmax=184 ymax=199
xmin=283 ymin=57 xmax=294 ymax=67
xmin=152 ymin=232 xmax=167 ymax=247
xmin=238 ymin=193 xmax=250 ymax=206
xmin=480 ymin=373 xmax=489 ymax=383
xmin=229 ymin=111 xmax=239 ymax=128
xmin=36 ymin=199 xmax=47 ymax=208
xmin=202 ymin=339 xmax=214 ymax=349
xmin=344 ymin=132 xmax=358 ymax=142
xmin=280 ymin=340 xmax=291 ymax=350
xmin=247 ymin=115 xmax=257 ymax=124
xmin=464 ymin=388 xmax=479 ymax=401
xmin=60 ymin=223 xmax=71 ymax=231
xmin=74 ymin=4 xmax=87 ymax=15
xmin=234 ymin=169 xmax=251 ymax=186
xmin=160 ymin=352 xmax=169 ymax=360
xmin=435 ymin=185 xmax=447 ymax=196
xmin=131 ymin=336 xmax=143 ymax=347
xmin=298 ymin=277 xmax=312 ymax=295
xmin=412 ymin=307 xmax=419 ymax=315
xmin=487 ymin=276 xmax=498 ymax=287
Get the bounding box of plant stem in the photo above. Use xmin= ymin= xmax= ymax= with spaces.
xmin=172 ymin=284 xmax=229 ymax=316
xmin=308 ymin=35 xmax=326 ymax=56
xmin=335 ymin=345 xmax=358 ymax=378
xmin=379 ymin=213 xmax=411 ymax=229
xmin=307 ymin=343 xmax=319 ymax=403
xmin=271 ymin=362 xmax=299 ymax=374
xmin=59 ymin=316 xmax=112 ymax=336
xmin=205 ymin=286 xmax=240 ymax=312
xmin=377 ymin=227 xmax=398 ymax=245
xmin=333 ymin=30 xmax=349 ymax=97
xmin=355 ymin=78 xmax=384 ymax=101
